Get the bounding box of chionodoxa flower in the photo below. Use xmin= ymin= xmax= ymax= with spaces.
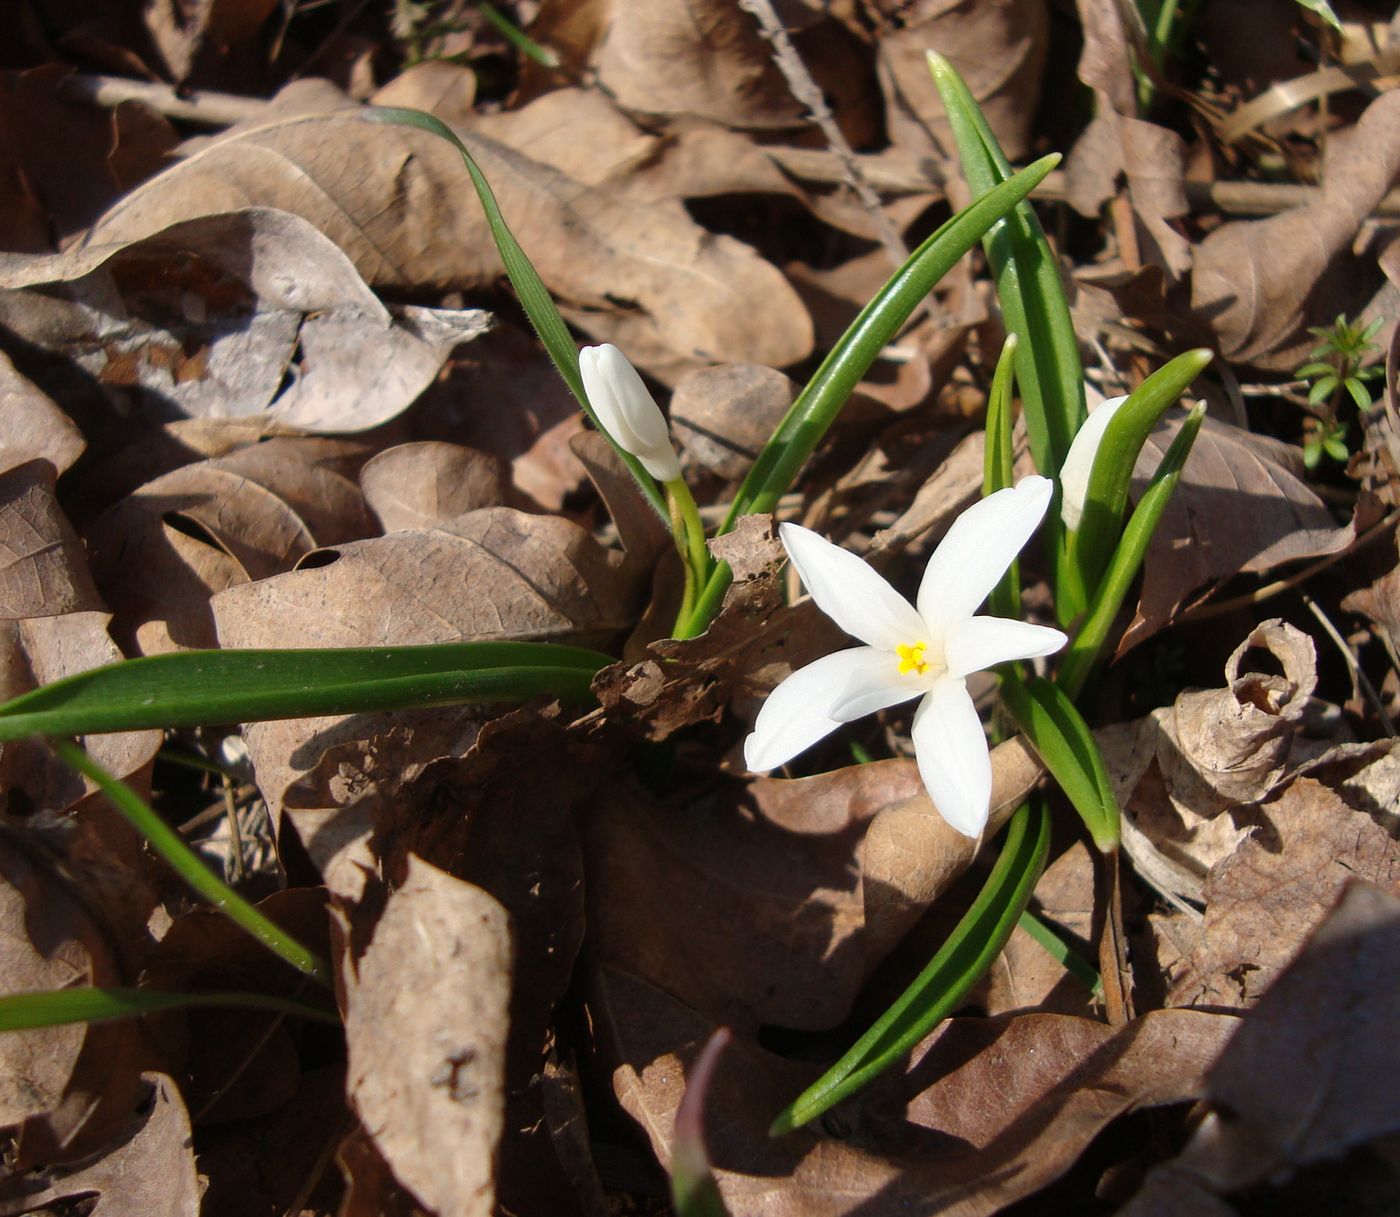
xmin=744 ymin=476 xmax=1067 ymax=837
xmin=1058 ymin=393 xmax=1127 ymax=531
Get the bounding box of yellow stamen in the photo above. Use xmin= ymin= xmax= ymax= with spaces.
xmin=896 ymin=641 xmax=929 ymax=676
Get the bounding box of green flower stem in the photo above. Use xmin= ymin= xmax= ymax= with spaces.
xmin=985 ymin=334 xmax=1021 ymax=620
xmin=769 ymin=801 xmax=1050 ymax=1135
xmin=0 ymin=986 xmax=339 ymax=1032
xmin=1058 ymin=403 xmax=1206 ymax=699
xmin=51 ymin=741 xmax=332 ymax=988
xmin=666 ymin=475 xmax=711 ymax=630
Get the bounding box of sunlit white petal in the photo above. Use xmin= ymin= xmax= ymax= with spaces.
xmin=1059 ymin=394 xmax=1127 ymax=531
xmin=579 ymin=344 xmax=682 ymax=481
xmin=916 ymin=476 xmax=1053 ymax=632
xmin=744 ymin=647 xmax=888 ymax=772
xmin=779 ymin=523 xmax=926 ymax=651
xmin=829 ymin=649 xmax=925 ymax=722
xmin=911 ymin=679 xmax=992 ymax=837
xmin=944 ymin=616 xmax=1068 ymax=679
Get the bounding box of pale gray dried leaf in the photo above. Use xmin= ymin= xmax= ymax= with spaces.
xmin=1123 ymin=883 xmax=1400 ymax=1214
xmin=0 ymin=1074 xmax=199 ymax=1217
xmin=87 ymin=98 xmax=811 ymax=372
xmin=0 ymin=353 xmax=84 ymax=477
xmin=0 ymin=208 xmax=488 ymax=432
xmin=1166 ymin=778 xmax=1400 ymax=1009
xmin=341 ymin=856 xmax=510 ymax=1217
xmin=1191 ymin=87 xmax=1400 ymax=369
xmin=0 ymin=461 xmax=102 ymax=620
xmin=360 ymin=442 xmax=510 ymax=533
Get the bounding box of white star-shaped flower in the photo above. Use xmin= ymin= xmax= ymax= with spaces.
xmin=744 ymin=476 xmax=1067 ymax=837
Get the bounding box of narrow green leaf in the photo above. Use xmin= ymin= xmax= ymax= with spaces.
xmin=770 ymin=802 xmax=1050 ymax=1135
xmin=1000 ymin=673 xmax=1119 ymax=851
xmin=475 ymin=1 xmax=560 ymax=66
xmin=676 ymin=154 xmax=1062 ymax=638
xmin=670 ymin=1029 xmax=734 ymax=1217
xmin=0 ymin=986 xmax=339 ymax=1032
xmin=927 ymin=50 xmax=1085 ymax=477
xmin=0 ymin=643 xmax=610 ymax=742
xmin=1017 ymin=910 xmax=1101 ymax=994
xmin=985 ymin=333 xmax=1021 ymax=619
xmin=1057 ymin=403 xmax=1205 ymax=698
xmin=1295 ymin=361 xmax=1337 ymax=380
xmin=1068 ymin=348 xmax=1212 ymax=594
xmin=363 ymin=106 xmax=667 ymax=518
xmin=1344 ymin=377 xmax=1374 ymax=412
xmin=52 ymin=741 xmax=333 ymax=986
xmin=1308 ymin=375 xmax=1338 ymax=406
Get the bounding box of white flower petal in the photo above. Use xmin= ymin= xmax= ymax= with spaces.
xmin=916 ymin=476 xmax=1053 ymax=633
xmin=944 ymin=616 xmax=1068 ymax=679
xmin=829 ymin=649 xmax=925 ymax=721
xmin=911 ymin=678 xmax=992 ymax=838
xmin=1060 ymin=394 xmax=1127 ymax=531
xmin=579 ymin=344 xmax=681 ymax=481
xmin=780 ymin=523 xmax=926 ymax=651
xmin=744 ymin=647 xmax=888 ymax=772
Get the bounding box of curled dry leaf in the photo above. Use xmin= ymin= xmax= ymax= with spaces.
xmin=359 ymin=442 xmax=510 ymax=533
xmin=597 ymin=968 xmax=1235 ymax=1217
xmin=1102 ymin=620 xmax=1320 ymax=892
xmin=0 ymin=209 xmax=488 ymax=433
xmin=1165 ymin=778 xmax=1400 ymax=1009
xmin=1123 ymin=413 xmax=1355 ymax=650
xmin=1125 ymin=883 xmax=1400 ymax=1214
xmin=875 ymin=0 xmax=1048 ymax=163
xmin=87 ymin=91 xmax=812 ymax=372
xmin=1191 ymin=87 xmax=1400 ymax=369
xmin=0 ymin=1073 xmax=200 ymax=1217
xmin=340 ymin=855 xmax=511 ymax=1217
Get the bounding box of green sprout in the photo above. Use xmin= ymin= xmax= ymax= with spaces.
xmin=1295 ymin=313 xmax=1385 ymax=469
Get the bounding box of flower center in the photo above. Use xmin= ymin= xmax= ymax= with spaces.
xmin=896 ymin=641 xmax=930 ymax=676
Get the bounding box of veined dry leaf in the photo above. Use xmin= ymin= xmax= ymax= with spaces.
xmin=1125 ymin=882 xmax=1400 ymax=1214
xmin=671 ymin=363 xmax=796 ymax=480
xmin=360 ymin=442 xmax=510 ymax=533
xmin=0 ymin=461 xmax=102 ymax=620
xmin=0 ymin=1073 xmax=199 ymax=1217
xmin=86 ymin=93 xmax=812 ymax=371
xmin=340 ymin=855 xmax=510 ymax=1217
xmin=1123 ymin=413 xmax=1354 ymax=650
xmin=1191 ymin=87 xmax=1400 ymax=369
xmin=0 ymin=354 xmax=85 ymax=477
xmin=1166 ymin=778 xmax=1400 ymax=1009
xmin=598 ymin=968 xmax=1234 ymax=1217
xmin=0 ymin=208 xmax=488 ymax=433
xmin=873 ymin=0 xmax=1048 ymax=163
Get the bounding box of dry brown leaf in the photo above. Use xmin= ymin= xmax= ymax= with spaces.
xmin=1191 ymin=87 xmax=1400 ymax=369
xmin=359 ymin=442 xmax=510 ymax=532
xmin=598 ymin=968 xmax=1234 ymax=1217
xmin=874 ymin=0 xmax=1048 ymax=163
xmin=1124 ymin=882 xmax=1400 ymax=1214
xmin=1065 ymin=0 xmax=1192 ymax=276
xmin=340 ymin=855 xmax=511 ymax=1217
xmin=0 ymin=1073 xmax=200 ymax=1217
xmin=0 ymin=208 xmax=488 ymax=433
xmin=0 ymin=354 xmax=85 ymax=477
xmin=1124 ymin=413 xmax=1354 ymax=650
xmin=87 ymin=95 xmax=812 ymax=373
xmin=0 ymin=461 xmax=102 ymax=620
xmin=1166 ymin=778 xmax=1400 ymax=1008
xmin=568 ymin=430 xmax=671 ymax=576
xmin=671 ymin=363 xmax=796 ymax=479
xmin=143 ymin=0 xmax=278 ymax=84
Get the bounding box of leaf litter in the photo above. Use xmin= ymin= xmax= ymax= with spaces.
xmin=0 ymin=4 xmax=1398 ymax=1215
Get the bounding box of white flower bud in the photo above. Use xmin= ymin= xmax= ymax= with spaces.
xmin=1059 ymin=395 xmax=1127 ymax=531
xmin=578 ymin=344 xmax=682 ymax=482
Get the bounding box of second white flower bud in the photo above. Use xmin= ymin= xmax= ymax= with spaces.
xmin=578 ymin=343 xmax=682 ymax=482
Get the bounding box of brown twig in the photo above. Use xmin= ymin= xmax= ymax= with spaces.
xmin=736 ymin=0 xmax=910 ymax=269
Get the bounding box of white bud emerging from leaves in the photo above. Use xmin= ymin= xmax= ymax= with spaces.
xmin=1059 ymin=394 xmax=1127 ymax=532
xmin=578 ymin=344 xmax=682 ymax=482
